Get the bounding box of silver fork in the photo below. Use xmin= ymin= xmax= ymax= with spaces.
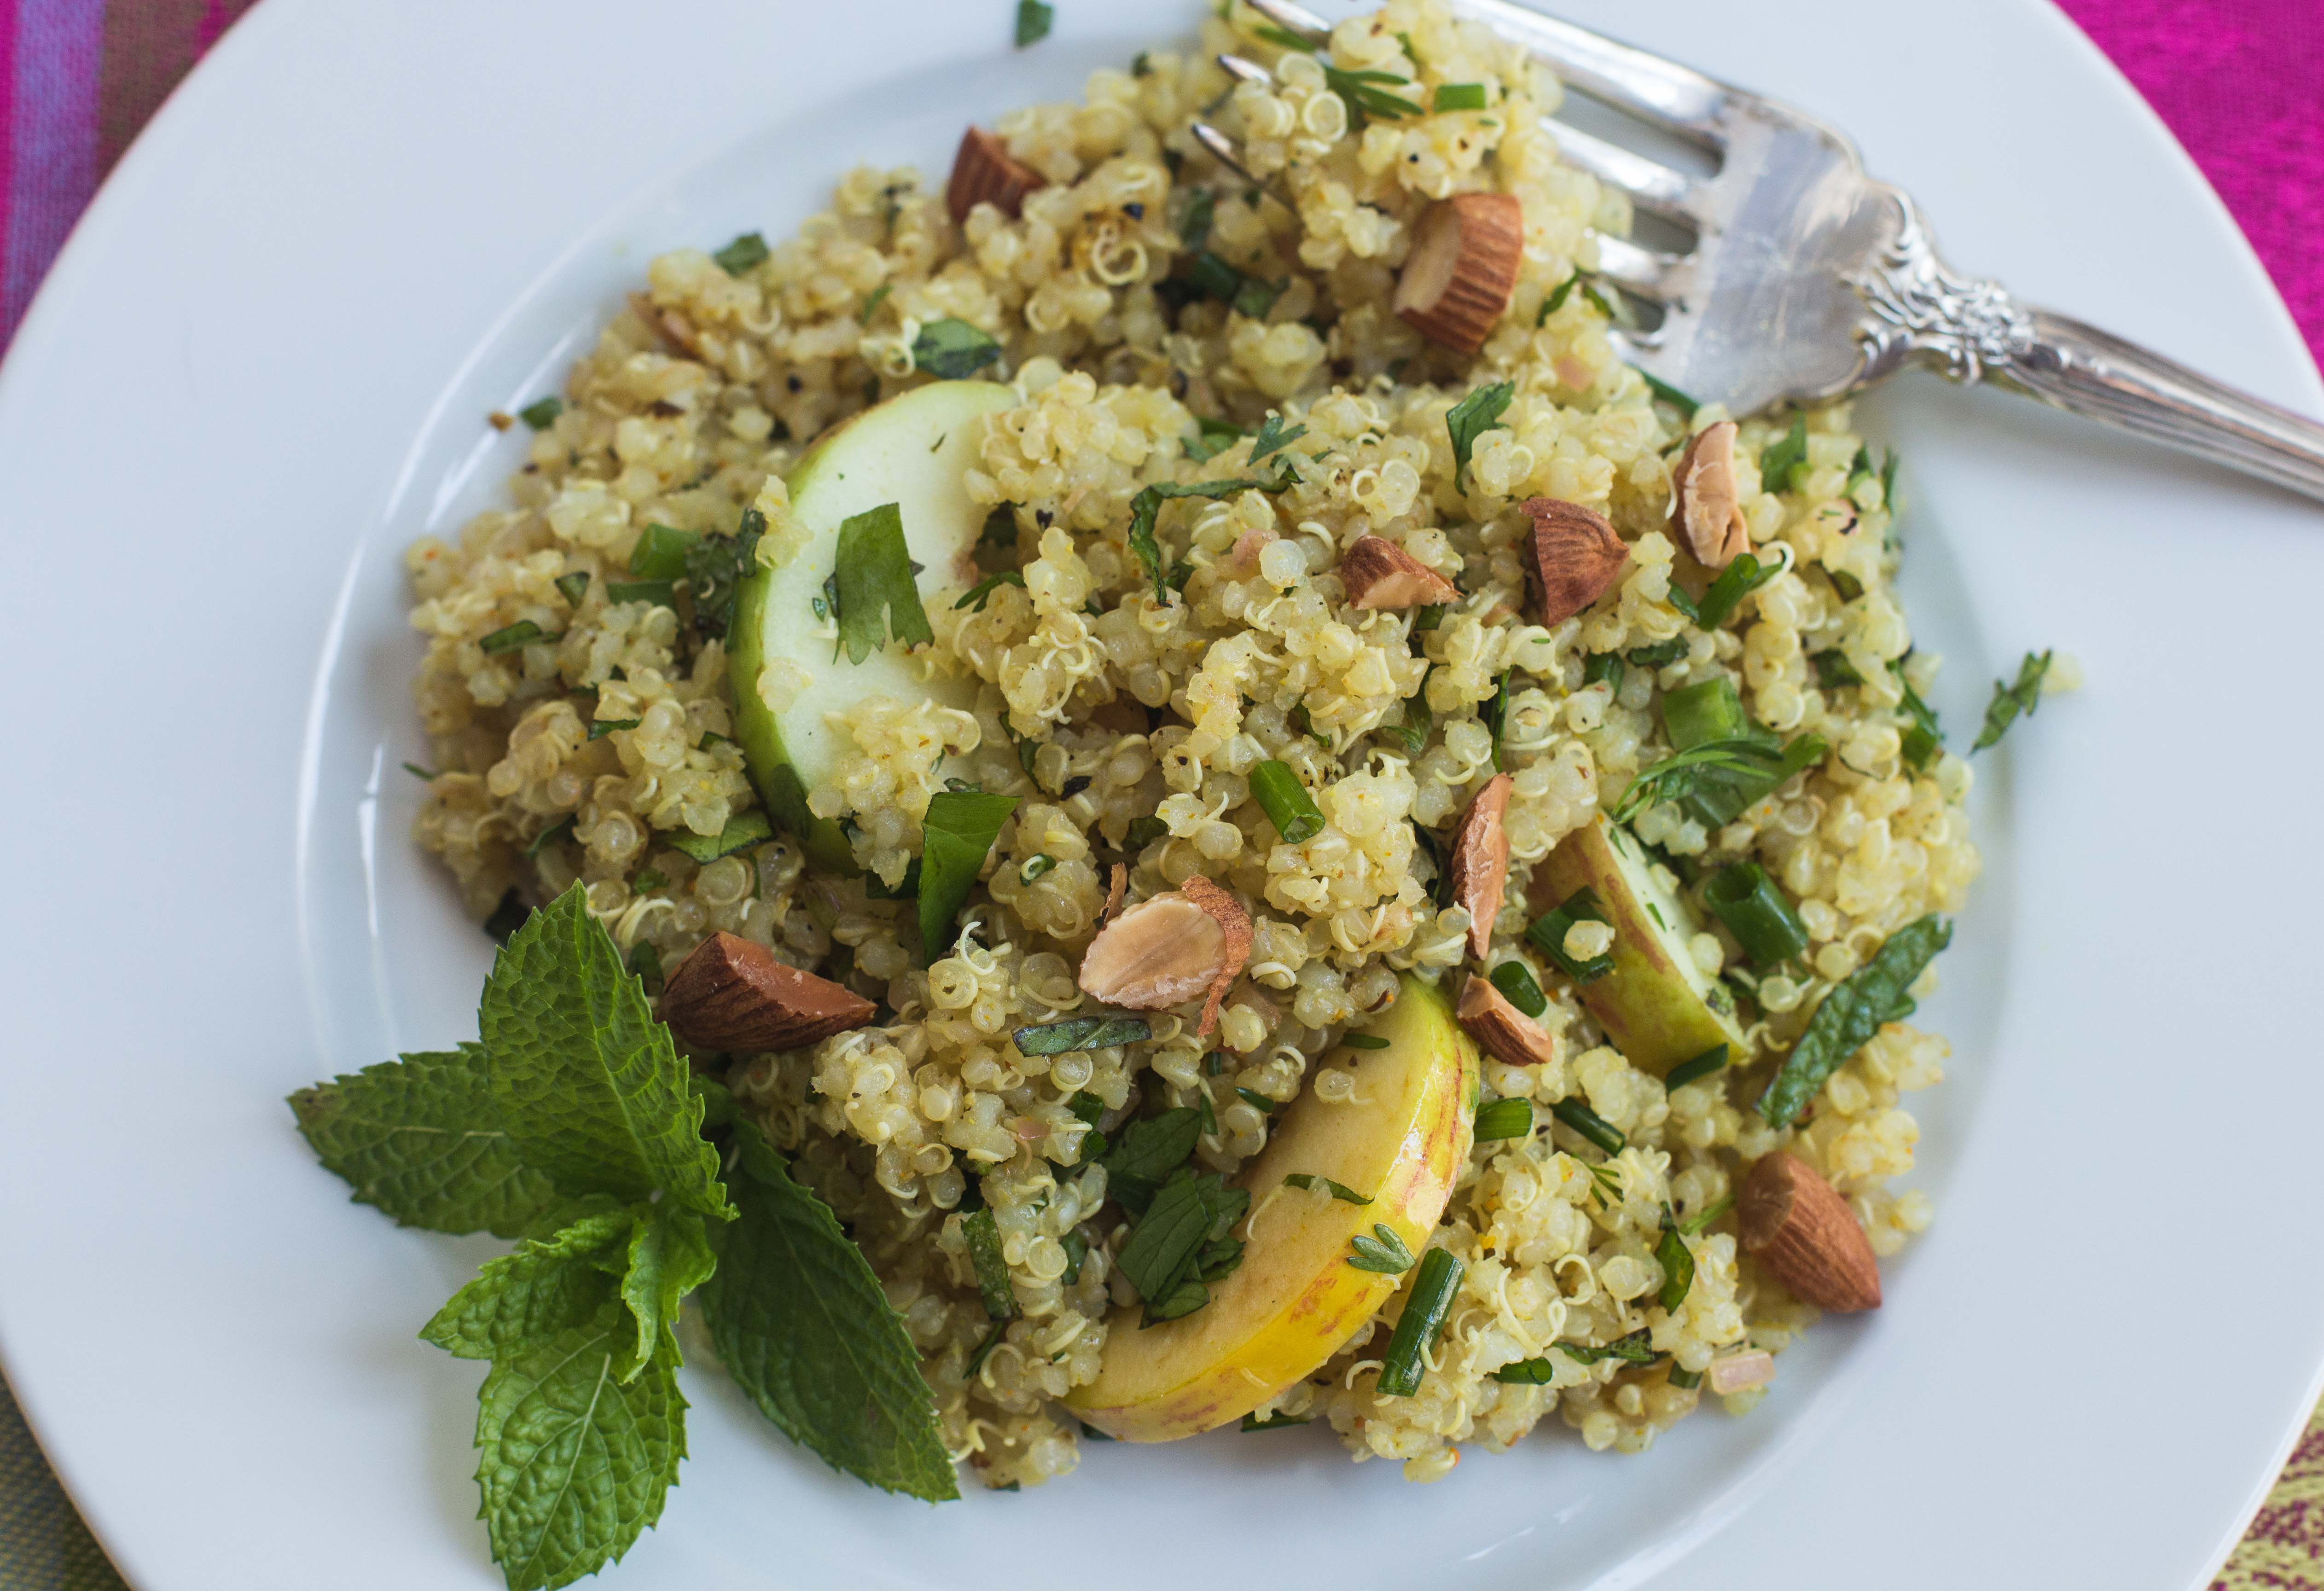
xmin=1210 ymin=0 xmax=2324 ymax=504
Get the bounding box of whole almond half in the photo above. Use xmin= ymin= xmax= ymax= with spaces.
xmin=1519 ymin=497 xmax=1630 ymax=626
xmin=1393 ymin=192 xmax=1524 ymax=354
xmin=1078 ymin=873 xmax=1251 ymax=1035
xmin=1341 ymin=534 xmax=1460 ymax=610
xmin=946 ymin=127 xmax=1044 ymax=224
xmin=1447 ymin=772 xmax=1512 ymax=958
xmin=1456 ymin=972 xmax=1557 ymax=1067
xmin=659 ymin=932 xmax=876 ymax=1052
xmin=1670 ymin=421 xmax=1751 ymax=569
xmin=1738 ymin=1152 xmax=1882 ymax=1312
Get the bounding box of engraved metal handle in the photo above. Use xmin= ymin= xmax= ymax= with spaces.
xmin=1853 ymin=197 xmax=2324 ymax=505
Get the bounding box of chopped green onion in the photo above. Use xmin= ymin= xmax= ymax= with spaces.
xmin=1446 ymin=380 xmax=1515 ymax=493
xmin=605 ymin=580 xmax=675 ymax=608
xmin=1488 ymin=961 xmax=1547 ymax=1018
xmin=1323 ymin=64 xmax=1423 ymax=123
xmin=1661 ymin=677 xmax=1750 ymax=751
xmin=1757 ymin=914 xmax=1951 ymax=1127
xmin=1341 ymin=1032 xmax=1390 ymax=1050
xmin=1284 ymin=1173 xmax=1372 ymax=1204
xmin=1625 ymin=637 xmax=1687 ymax=669
xmin=1527 ymin=887 xmax=1615 ymax=983
xmin=1412 ymin=604 xmax=1445 ymax=631
xmin=1549 ymin=1097 xmax=1624 ymax=1156
xmin=1669 ymin=1365 xmax=1704 ymax=1389
xmin=1662 ymin=1043 xmax=1728 ymax=1093
xmin=1011 ymin=1016 xmax=1152 ymax=1055
xmin=1250 ymin=760 xmax=1325 ymax=844
xmin=1972 ymin=649 xmax=2054 ymax=752
xmin=1432 ymin=82 xmax=1488 ymax=111
xmin=912 ymin=317 xmax=1004 ymax=379
xmin=1239 ymin=1410 xmax=1311 ymax=1431
xmin=1346 ymin=1223 xmax=1416 ymax=1274
xmin=478 ymin=620 xmax=559 ymax=655
xmin=1811 ymin=649 xmax=1865 ymax=689
xmin=1702 ymin=862 xmax=1809 ymax=964
xmin=712 ymin=232 xmax=769 ymax=275
xmin=1655 ymin=1213 xmax=1695 ymax=1310
xmin=632 ymin=869 xmax=668 ymax=893
xmin=1472 ymin=1097 xmax=1533 ymax=1142
xmin=1376 ymin=1248 xmax=1463 ymax=1396
xmin=554 ymin=571 xmax=590 ymax=606
xmin=517 ymin=396 xmax=563 ymax=430
xmin=1687 ymin=547 xmax=1786 ymax=631
xmin=963 ymin=1207 xmax=1019 ymax=1320
xmin=523 ymin=817 xmax=575 ymax=858
xmin=1758 ymin=415 xmax=1808 ymax=492
xmin=587 ymin=717 xmax=641 ymax=742
xmin=663 ymin=808 xmax=773 ymax=864
xmin=628 ymin=523 xmax=700 ymax=580
xmin=1234 ymin=1087 xmax=1279 ymax=1115
xmin=954 ymin=570 xmax=1027 ymax=611
xmin=1633 ymin=369 xmax=1699 ymax=417
xmin=401 ymin=761 xmax=437 ymax=781
xmin=1679 ymin=1193 xmax=1733 ymax=1237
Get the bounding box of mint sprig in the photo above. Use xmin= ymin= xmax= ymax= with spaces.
xmin=420 ymin=1209 xmax=632 ymax=1360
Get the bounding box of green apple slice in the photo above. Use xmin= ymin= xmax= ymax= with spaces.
xmin=1528 ymin=814 xmax=1751 ymax=1075
xmin=729 ymin=380 xmax=1015 ymax=873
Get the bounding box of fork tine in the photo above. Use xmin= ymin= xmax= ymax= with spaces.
xmin=1188 ymin=123 xmax=1297 ymax=212
xmin=1216 ymin=52 xmax=1271 ymax=87
xmin=1447 ymin=0 xmax=1727 ymax=144
xmin=1242 ymin=0 xmax=1331 ymax=45
xmin=1591 ymin=236 xmax=1686 ymax=302
xmin=1543 ymin=119 xmax=1697 ymax=219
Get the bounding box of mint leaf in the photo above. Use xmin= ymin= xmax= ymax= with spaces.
xmin=616 ymin=1205 xmax=717 ymax=1380
xmin=917 ymin=789 xmax=1017 ymax=955
xmin=287 ymin=1045 xmax=561 ymax=1238
xmin=420 ymin=1209 xmax=634 ymax=1360
xmin=480 ymin=885 xmax=729 ymax=1220
xmin=700 ymin=1126 xmax=958 ymax=1501
xmin=833 ymin=502 xmax=935 ymax=664
xmin=911 ymin=317 xmax=1003 ymax=379
xmin=474 ymin=1301 xmax=686 ymax=1591
xmin=1447 ymin=380 xmax=1514 ymax=493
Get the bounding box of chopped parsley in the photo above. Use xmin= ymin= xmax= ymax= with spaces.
xmin=912 ymin=317 xmax=1004 ymax=379
xmin=1446 ymin=380 xmax=1515 ymax=493
xmin=1972 ymin=649 xmax=2054 ymax=752
xmin=831 ymin=503 xmax=934 ymax=663
xmin=712 ymin=232 xmax=769 ymax=276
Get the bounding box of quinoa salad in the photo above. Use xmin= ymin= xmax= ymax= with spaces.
xmin=290 ymin=0 xmax=2061 ymax=1582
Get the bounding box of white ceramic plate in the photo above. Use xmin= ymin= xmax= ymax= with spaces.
xmin=3 ymin=0 xmax=2320 ymax=1587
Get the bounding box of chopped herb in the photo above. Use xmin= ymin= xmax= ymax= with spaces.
xmin=1249 ymin=412 xmax=1307 ymax=463
xmin=1472 ymin=1097 xmax=1533 ymax=1142
xmin=1060 ymin=1229 xmax=1090 ymax=1283
xmin=831 ymin=502 xmax=934 ymax=663
xmin=1972 ymin=649 xmax=2054 ymax=752
xmin=1019 ymin=853 xmax=1058 ymax=883
xmin=1386 ymin=681 xmax=1431 ymax=756
xmin=1686 ymin=546 xmax=1787 ymax=630
xmin=912 ymin=317 xmax=1004 ymax=379
xmin=1013 ymin=1016 xmax=1152 ymax=1056
xmin=1829 ymin=568 xmax=1865 ymax=602
xmin=1177 ymin=187 xmax=1217 ymax=251
xmin=1812 ymin=649 xmax=1865 ymax=690
xmin=1130 ymin=50 xmax=1152 ymax=76
xmin=1679 ymin=1193 xmax=1733 ymax=1237
xmin=1582 ymin=653 xmax=1625 ymax=697
xmin=858 ymin=284 xmax=892 ymax=325
xmin=1489 ymin=960 xmax=1547 ymax=1018
xmin=917 ymin=790 xmax=1018 ymax=954
xmin=605 ymin=580 xmax=675 ymax=609
xmin=1412 ymin=604 xmax=1445 ymax=631
xmin=627 ymin=939 xmax=662 ymax=991
xmin=402 ymin=761 xmax=437 ymax=781
xmin=1231 ymin=273 xmax=1285 ymax=319
xmin=1845 ymin=442 xmax=1876 ymax=498
xmin=962 ymin=1207 xmax=1019 ymax=1320
xmin=1757 ymin=914 xmax=1951 ymax=1127
xmin=964 ymin=1321 xmax=1007 ymax=1378
xmin=1669 ymin=1365 xmax=1703 ymax=1389
xmin=1491 ymin=1356 xmax=1558 ymax=1385
xmin=1565 ymin=1329 xmax=1658 ymax=1367
xmin=1662 ymin=677 xmax=1751 ymax=752
xmin=555 ymin=571 xmax=591 ymax=606
xmin=1014 ymin=0 xmax=1053 ymax=46
xmin=1432 ymin=82 xmax=1488 ymax=112
xmin=1626 ymin=637 xmax=1688 ymax=669
xmin=1058 ymin=775 xmax=1092 ymax=800
xmin=1185 ymin=415 xmax=1244 ymax=463
xmin=1341 ymin=1033 xmax=1390 ymax=1050
xmin=1656 ymin=1210 xmax=1695 ymax=1310
xmin=1126 ymin=477 xmax=1275 ymax=602
xmin=1610 ymin=732 xmax=1826 ymax=826
xmin=1125 ymin=815 xmax=1169 ymax=852
xmin=482 ymin=888 xmax=531 ymax=944
xmin=478 ymin=620 xmax=559 ymax=656
xmin=712 ymin=232 xmax=770 ymax=275
xmin=1634 ymin=368 xmax=1699 ymax=418
xmin=1234 ymin=1086 xmax=1279 ymax=1115
xmin=630 ymin=523 xmax=700 ymax=581
xmin=1346 ymin=1223 xmax=1417 ymax=1274
xmin=1250 ymin=760 xmax=1325 ymax=844
xmin=1662 ymin=1043 xmax=1729 ymax=1093
xmin=953 ymin=570 xmax=1027 ymax=611
xmin=1550 ymin=1097 xmax=1624 ymax=1156
xmin=524 ymin=817 xmax=575 ymax=858
xmin=1203 ymin=1051 xmax=1227 ymax=1077
xmin=1240 ymin=1411 xmax=1311 ymax=1431
xmin=1376 ymin=1247 xmax=1462 ymax=1396
xmin=1527 ymin=887 xmax=1615 ymax=983
xmin=1195 ymin=1083 xmax=1217 ymax=1140
xmin=1538 ymin=266 xmax=1612 ymax=323
xmin=1284 ymin=1173 xmax=1371 ymax=1204
xmin=1254 ymin=22 xmax=1313 ymax=49
xmin=632 ymin=869 xmax=668 ymax=893
xmin=683 ymin=509 xmax=763 ymax=639
xmin=1758 ymin=415 xmax=1809 ymax=493
xmin=1324 ymin=65 xmax=1423 ymax=124
xmin=1702 ymin=863 xmax=1808 ymax=965
xmin=1116 ymin=1168 xmax=1246 ymax=1323
xmin=663 ymin=809 xmax=772 ymax=865
xmin=1894 ymin=660 xmax=1945 ymax=768
xmin=1483 ymin=671 xmax=1511 ymax=767
xmin=517 ymin=396 xmax=564 ymax=430
xmin=1290 ymin=703 xmax=1330 ymax=748
xmin=1881 ymin=450 xmax=1901 ymax=508
xmin=1446 ymin=380 xmax=1515 ymax=493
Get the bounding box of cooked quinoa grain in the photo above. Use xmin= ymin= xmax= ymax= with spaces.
xmin=406 ymin=0 xmax=1977 ymax=1492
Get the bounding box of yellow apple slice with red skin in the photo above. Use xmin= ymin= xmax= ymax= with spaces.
xmin=1066 ymin=973 xmax=1478 ymax=1442
xmin=1528 ymin=813 xmax=1751 ymax=1075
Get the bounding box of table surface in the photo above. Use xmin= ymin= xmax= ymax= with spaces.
xmin=0 ymin=0 xmax=2317 ymax=1588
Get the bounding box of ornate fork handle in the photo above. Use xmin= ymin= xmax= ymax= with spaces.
xmin=1854 ymin=199 xmax=2324 ymax=504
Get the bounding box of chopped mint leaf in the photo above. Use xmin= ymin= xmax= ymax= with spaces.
xmin=1014 ymin=1015 xmax=1152 ymax=1055
xmin=912 ymin=317 xmax=1004 ymax=379
xmin=1655 ymin=1210 xmax=1696 ymax=1311
xmin=473 ymin=1299 xmax=686 ymax=1591
xmin=1248 ymin=412 xmax=1307 ymax=463
xmin=480 ymin=620 xmax=559 ymax=656
xmin=587 ymin=717 xmax=641 ymax=741
xmin=1125 ymin=814 xmax=1169 ymax=852
xmin=523 ymin=817 xmax=574 ymax=858
xmin=682 ymin=508 xmax=762 ymax=640
xmin=1446 ymin=380 xmax=1514 ymax=493
xmin=480 ymin=885 xmax=730 ymax=1219
xmin=953 ymin=569 xmax=1027 ymax=611
xmin=1283 ymin=1173 xmax=1371 ymax=1204
xmin=1609 ymin=732 xmax=1826 ymax=825
xmin=701 ymin=1124 xmax=958 ymax=1499
xmin=1757 ymin=913 xmax=1951 ymax=1127
xmin=662 ymin=808 xmax=772 ymax=865
xmin=713 ymin=232 xmax=769 ymax=275
xmin=616 ymin=1204 xmax=718 ymax=1380
xmin=287 ymin=1045 xmax=564 ymax=1238
xmin=1126 ymin=477 xmax=1276 ymax=603
xmin=517 ymin=397 xmax=563 ymax=430
xmin=859 ymin=283 xmax=893 ymax=325
xmin=1893 ymin=658 xmax=1944 ymax=768
xmin=1759 ymin=415 xmax=1809 ymax=493
xmin=918 ymin=789 xmax=1017 ymax=953
xmin=402 ymin=761 xmax=438 ymax=781
xmin=1014 ymin=0 xmax=1053 ymax=46
xmin=1185 ymin=415 xmax=1243 ymax=462
xmin=1688 ymin=547 xmax=1785 ymax=630
xmin=833 ymin=502 xmax=935 ymax=663
xmin=419 ymin=1207 xmax=633 ymax=1359
xmin=554 ymin=572 xmax=590 ymax=607
xmin=1812 ymin=649 xmax=1865 ymax=690
xmin=1972 ymin=648 xmax=2054 ymax=752
xmin=963 ymin=1206 xmax=1020 ymax=1320
xmin=1634 ymin=368 xmax=1699 ymax=417
xmin=1098 ymin=1107 xmax=1202 ymax=1217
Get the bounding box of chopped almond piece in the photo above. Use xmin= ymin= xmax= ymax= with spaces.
xmin=1447 ymin=772 xmax=1512 ymax=958
xmin=1520 ymin=497 xmax=1630 ymax=626
xmin=1341 ymin=535 xmax=1459 ymax=610
xmin=1456 ymin=973 xmax=1557 ymax=1067
xmin=627 ymin=290 xmax=704 ymax=360
xmin=1077 ymin=873 xmax=1252 ymax=1035
xmin=947 ymin=127 xmax=1044 ymax=225
xmin=1393 ymin=192 xmax=1524 ymax=354
xmin=658 ymin=932 xmax=875 ymax=1052
xmin=1670 ymin=421 xmax=1751 ymax=569
xmin=1738 ymin=1152 xmax=1882 ymax=1313
xmin=1704 ymin=1351 xmax=1774 ymax=1395
xmin=1101 ymin=861 xmax=1127 ymax=925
